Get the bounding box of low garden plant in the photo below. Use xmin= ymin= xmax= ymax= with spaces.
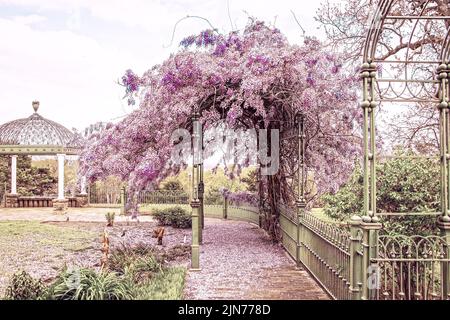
xmin=153 ymin=206 xmax=191 ymax=228
xmin=4 ymin=271 xmax=47 ymax=300
xmin=105 ymin=212 xmax=115 ymax=227
xmin=47 ymin=267 xmax=133 ymax=300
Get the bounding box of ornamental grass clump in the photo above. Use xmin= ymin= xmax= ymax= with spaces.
xmin=47 ymin=267 xmax=133 ymax=300
xmin=153 ymin=206 xmax=191 ymax=229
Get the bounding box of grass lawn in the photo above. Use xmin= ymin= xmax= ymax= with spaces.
xmin=0 ymin=221 xmax=95 ymax=251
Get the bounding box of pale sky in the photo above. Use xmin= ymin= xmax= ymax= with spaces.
xmin=0 ymin=0 xmax=327 ymax=132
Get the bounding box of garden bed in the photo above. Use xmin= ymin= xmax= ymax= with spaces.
xmin=0 ymin=220 xmax=191 ymax=298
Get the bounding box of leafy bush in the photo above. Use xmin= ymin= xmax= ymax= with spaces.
xmin=47 ymin=267 xmax=133 ymax=300
xmin=0 ymin=156 xmax=57 ymax=197
xmin=322 ymin=154 xmax=440 ymax=236
xmin=4 ymin=271 xmax=47 ymax=300
xmin=109 ymin=244 xmax=163 ymax=283
xmin=153 ymin=206 xmax=191 ymax=228
xmin=105 ymin=212 xmax=115 ymax=227
xmin=161 ymin=179 xmax=185 ymax=191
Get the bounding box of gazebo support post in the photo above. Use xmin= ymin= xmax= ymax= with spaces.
xmin=5 ymin=155 xmax=19 ymax=208
xmin=53 ymin=153 xmax=68 ymax=213
xmin=11 ymin=155 xmax=17 ymax=195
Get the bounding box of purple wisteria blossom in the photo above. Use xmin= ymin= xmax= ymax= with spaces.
xmin=80 ymin=20 xmax=360 ymax=215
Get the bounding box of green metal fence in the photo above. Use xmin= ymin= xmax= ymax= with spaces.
xmin=278 ymin=204 xmax=450 ymax=300
xmin=227 ymin=206 xmax=259 ymax=225
xmin=279 ymin=203 xmax=352 ymax=300
xmin=140 ymin=203 xmax=259 ymax=225
xmin=89 ymin=186 xmax=189 ymax=206
xmin=372 ymin=234 xmax=450 ymax=300
xmin=136 ymin=190 xmax=189 ymax=204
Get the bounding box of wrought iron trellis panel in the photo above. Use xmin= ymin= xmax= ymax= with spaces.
xmin=360 ymin=0 xmax=450 ymax=300
xmin=361 ymin=0 xmax=450 ymax=221
xmin=371 ymin=234 xmax=450 ymax=300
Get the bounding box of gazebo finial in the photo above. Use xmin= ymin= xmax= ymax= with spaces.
xmin=32 ymin=101 xmax=39 ymax=113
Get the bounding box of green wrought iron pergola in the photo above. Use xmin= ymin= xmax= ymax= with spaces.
xmin=361 ymin=0 xmax=450 ymax=222
xmin=356 ymin=0 xmax=450 ymax=300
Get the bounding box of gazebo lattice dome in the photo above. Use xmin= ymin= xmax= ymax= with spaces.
xmin=0 ymin=101 xmax=80 ymax=155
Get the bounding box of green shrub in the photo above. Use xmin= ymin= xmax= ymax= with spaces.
xmin=47 ymin=267 xmax=133 ymax=300
xmin=322 ymin=153 xmax=440 ymax=236
xmin=4 ymin=271 xmax=47 ymax=300
xmin=153 ymin=206 xmax=191 ymax=228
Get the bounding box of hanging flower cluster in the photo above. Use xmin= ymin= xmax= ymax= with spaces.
xmin=121 ymin=69 xmax=143 ymax=105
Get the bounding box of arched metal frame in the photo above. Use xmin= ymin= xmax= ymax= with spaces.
xmin=361 ymin=0 xmax=450 ymax=223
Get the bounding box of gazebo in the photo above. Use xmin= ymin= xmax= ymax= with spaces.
xmin=0 ymin=101 xmax=87 ymax=212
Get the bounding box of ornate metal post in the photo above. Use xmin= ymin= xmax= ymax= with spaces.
xmin=438 ymin=63 xmax=450 ymax=221
xmin=360 ymin=61 xmax=382 ymax=300
xmin=349 ymin=216 xmax=363 ymax=300
xmin=198 ymin=129 xmax=205 ymax=243
xmin=296 ymin=114 xmax=306 ymax=265
xmin=190 ymin=111 xmax=201 ymax=270
xmin=438 ymin=62 xmax=450 ymax=299
xmin=360 ymin=221 xmax=382 ymax=300
xmin=360 ymin=61 xmax=378 ymax=222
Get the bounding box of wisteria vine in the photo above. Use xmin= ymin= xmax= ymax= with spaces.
xmin=79 ymin=21 xmax=361 ymax=233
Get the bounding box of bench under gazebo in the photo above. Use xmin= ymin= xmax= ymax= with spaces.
xmin=0 ymin=101 xmax=87 ymax=212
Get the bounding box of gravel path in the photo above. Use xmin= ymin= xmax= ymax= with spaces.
xmin=184 ymin=219 xmax=329 ymax=300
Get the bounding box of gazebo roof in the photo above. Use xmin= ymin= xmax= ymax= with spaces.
xmin=0 ymin=101 xmax=81 ymax=155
